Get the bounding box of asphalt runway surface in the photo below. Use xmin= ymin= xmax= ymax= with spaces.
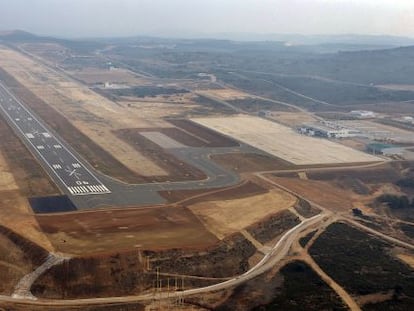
xmin=0 ymin=82 xmax=110 ymax=196
xmin=0 ymin=80 xmax=263 ymax=211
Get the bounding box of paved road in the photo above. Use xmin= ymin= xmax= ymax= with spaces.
xmin=0 ymin=82 xmax=110 ymax=196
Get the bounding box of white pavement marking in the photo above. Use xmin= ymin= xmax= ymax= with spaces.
xmin=0 ymin=82 xmax=110 ymax=197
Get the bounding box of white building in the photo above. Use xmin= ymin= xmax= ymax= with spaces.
xmin=350 ymin=110 xmax=376 ymax=119
xmin=299 ymin=122 xmax=359 ymax=138
xmin=402 ymin=116 xmax=414 ymax=123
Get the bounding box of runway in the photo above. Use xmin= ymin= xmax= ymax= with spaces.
xmin=0 ymin=82 xmax=110 ymax=196
xmin=0 ymin=80 xmax=263 ymax=211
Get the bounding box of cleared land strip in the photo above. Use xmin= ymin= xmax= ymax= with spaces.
xmin=192 ymin=115 xmax=383 ymax=165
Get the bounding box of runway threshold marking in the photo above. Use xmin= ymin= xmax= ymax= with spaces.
xmin=0 ymin=82 xmax=111 ymax=197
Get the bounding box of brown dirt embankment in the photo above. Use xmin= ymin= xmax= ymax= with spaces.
xmin=0 ymin=225 xmax=49 ymax=295
xmin=247 ymin=210 xmax=300 ymax=244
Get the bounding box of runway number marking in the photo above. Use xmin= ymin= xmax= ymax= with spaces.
xmin=0 ymin=82 xmax=111 ymax=197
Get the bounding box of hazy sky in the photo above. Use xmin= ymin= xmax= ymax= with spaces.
xmin=1 ymin=0 xmax=413 ymax=38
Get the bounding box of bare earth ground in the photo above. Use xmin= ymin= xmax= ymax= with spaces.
xmin=337 ymin=138 xmax=368 ymax=151
xmin=68 ymin=67 xmax=148 ymax=85
xmin=0 ymin=118 xmax=56 ymax=251
xmin=0 ymin=152 xmax=52 ymax=250
xmin=117 ymin=99 xmax=201 ymax=118
xmin=0 ymin=233 xmax=33 ymax=295
xmin=0 ymin=151 xmax=18 ymax=191
xmin=159 ymin=180 xmax=268 ymax=203
xmin=0 ymin=158 xmax=54 ymax=252
xmin=114 ymin=128 xmax=206 ymax=182
xmin=19 ymin=43 xmax=70 ymax=63
xmin=396 ymin=253 xmax=414 ymax=269
xmin=0 ymin=191 xmax=54 ymax=252
xmin=269 ymin=176 xmax=356 ymax=211
xmin=193 ymin=115 xmax=382 ymax=165
xmin=189 ymin=188 xmax=297 ymax=239
xmin=0 ymin=135 xmax=53 ymax=250
xmin=196 ymin=88 xmax=251 ymax=100
xmin=0 ymin=46 xmax=166 ymax=177
xmin=36 ymin=207 xmax=218 ymax=255
xmin=377 ymin=84 xmax=414 ymax=91
xmin=268 ymin=111 xmax=318 ymax=126
xmin=211 ymin=153 xmax=295 ymax=172
xmin=168 ymin=119 xmax=239 ymax=147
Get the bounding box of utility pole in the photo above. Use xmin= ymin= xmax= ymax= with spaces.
xmin=147 ymin=256 xmax=151 ymax=271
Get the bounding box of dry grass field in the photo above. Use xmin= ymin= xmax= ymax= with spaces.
xmin=68 ymin=67 xmax=147 ymax=85
xmin=269 ymin=111 xmax=318 ymax=126
xmin=0 ymin=46 xmax=167 ymax=177
xmin=396 ymin=253 xmax=414 ymax=269
xmin=0 ymin=190 xmax=54 ymax=252
xmin=0 ymin=118 xmax=57 ymax=252
xmin=377 ymin=84 xmax=414 ymax=91
xmin=0 ymin=150 xmax=54 ymax=251
xmin=36 ymin=207 xmax=218 ymax=255
xmin=0 ymin=152 xmax=18 ymax=191
xmin=189 ymin=188 xmax=297 ymax=239
xmin=0 ymin=153 xmax=53 ymax=250
xmin=117 ymin=99 xmax=200 ymax=119
xmin=193 ymin=115 xmax=383 ymax=165
xmin=270 ymin=176 xmax=356 ymax=211
xmin=196 ymin=88 xmax=251 ymax=100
